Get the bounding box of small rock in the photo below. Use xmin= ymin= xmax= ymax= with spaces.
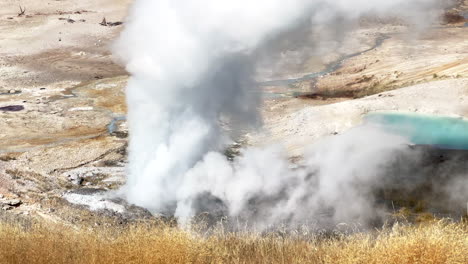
xmin=4 ymin=199 xmax=22 ymax=206
xmin=100 ymin=17 xmax=107 ymax=26
xmin=73 ymin=178 xmax=84 ymax=186
xmin=2 ymin=206 xmax=13 ymax=211
xmin=107 ymin=21 xmax=123 ymax=26
xmin=9 ymin=89 xmax=16 ymax=94
xmin=99 ymin=17 xmax=123 ymax=27
xmin=0 ymin=194 xmax=3 ymax=199
xmin=0 ymin=105 xmax=24 ymax=112
xmin=58 ymin=18 xmax=75 ymax=23
xmin=67 ymin=174 xmax=83 ymax=185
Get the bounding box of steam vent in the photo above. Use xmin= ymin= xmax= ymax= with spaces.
xmin=0 ymin=0 xmax=467 ymax=262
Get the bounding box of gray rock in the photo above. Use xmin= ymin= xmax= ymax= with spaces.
xmin=2 ymin=206 xmax=13 ymax=211
xmin=0 ymin=105 xmax=24 ymax=111
xmin=67 ymin=174 xmax=83 ymax=185
xmin=4 ymin=199 xmax=22 ymax=206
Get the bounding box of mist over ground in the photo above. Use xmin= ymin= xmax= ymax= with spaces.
xmin=113 ymin=0 xmax=466 ymax=229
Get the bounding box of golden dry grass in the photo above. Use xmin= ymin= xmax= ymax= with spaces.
xmin=0 ymin=220 xmax=466 ymax=264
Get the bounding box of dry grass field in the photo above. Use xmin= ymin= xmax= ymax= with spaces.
xmin=0 ymin=219 xmax=466 ymax=264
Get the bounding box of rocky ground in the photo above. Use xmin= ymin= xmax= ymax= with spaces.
xmin=256 ymin=79 xmax=468 ymax=156
xmin=0 ymin=0 xmax=467 ymax=226
xmin=0 ymin=0 xmax=136 ymax=226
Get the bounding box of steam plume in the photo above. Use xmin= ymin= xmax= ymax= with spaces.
xmin=114 ymin=0 xmax=446 ymax=228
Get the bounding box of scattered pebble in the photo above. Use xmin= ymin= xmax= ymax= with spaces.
xmin=58 ymin=18 xmax=76 ymax=23
xmin=0 ymin=105 xmax=24 ymax=112
xmin=99 ymin=17 xmax=123 ymax=27
xmin=2 ymin=206 xmax=13 ymax=211
xmin=67 ymin=174 xmax=84 ymax=186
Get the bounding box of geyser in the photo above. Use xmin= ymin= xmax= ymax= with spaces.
xmin=114 ymin=0 xmax=451 ymax=229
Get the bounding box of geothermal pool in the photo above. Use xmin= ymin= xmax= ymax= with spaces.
xmin=365 ymin=112 xmax=468 ymax=150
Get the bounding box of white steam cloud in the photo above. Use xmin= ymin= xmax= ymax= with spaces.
xmin=114 ymin=0 xmax=447 ymax=228
xmin=175 ymin=126 xmax=410 ymax=228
